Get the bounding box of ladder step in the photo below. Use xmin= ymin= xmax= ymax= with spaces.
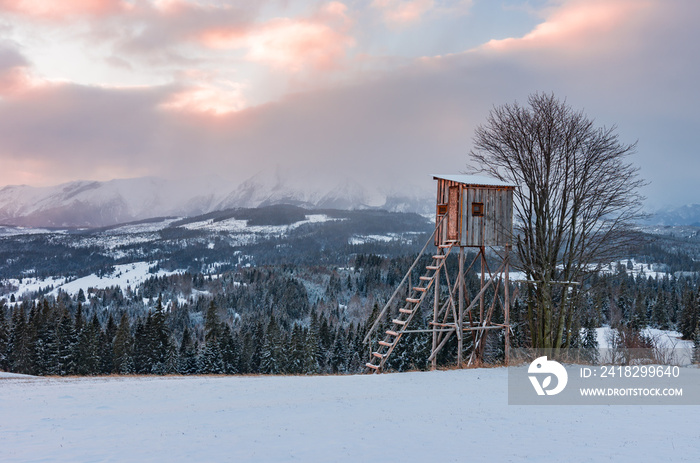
xmin=419 ymin=276 xmax=432 ymax=281
xmin=432 ymin=255 xmax=446 ymax=259
xmin=399 ymin=308 xmax=413 ymax=314
xmin=366 ymin=363 xmax=380 ymax=370
xmin=413 ymin=286 xmax=427 ymax=292
xmin=406 ymin=298 xmax=420 ymax=303
xmin=426 ymin=266 xmax=439 ymax=270
xmin=386 ymin=330 xmax=400 ymax=337
xmin=392 ymin=319 xmax=406 ymax=325
xmin=378 ymin=340 xmax=393 ymax=347
xmin=372 ymin=352 xmax=385 ymax=359
xmin=439 ymin=244 xmax=452 ymax=248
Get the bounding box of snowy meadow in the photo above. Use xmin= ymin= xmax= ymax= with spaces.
xmin=3 ymin=368 xmax=699 ymax=463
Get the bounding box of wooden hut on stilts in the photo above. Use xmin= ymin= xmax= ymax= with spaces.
xmin=364 ymin=174 xmax=516 ymax=372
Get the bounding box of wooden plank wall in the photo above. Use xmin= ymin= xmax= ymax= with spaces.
xmin=436 ymin=178 xmax=513 ymax=247
xmin=435 ymin=178 xmax=463 ymax=246
xmin=461 ymin=187 xmax=513 ymax=247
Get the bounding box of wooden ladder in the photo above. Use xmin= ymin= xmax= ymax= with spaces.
xmin=366 ymin=242 xmax=456 ymax=373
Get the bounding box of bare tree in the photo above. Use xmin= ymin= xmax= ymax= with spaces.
xmin=469 ymin=93 xmax=646 ymax=349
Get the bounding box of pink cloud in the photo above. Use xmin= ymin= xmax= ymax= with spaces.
xmin=0 ymin=0 xmax=125 ymax=18
xmin=371 ymin=0 xmax=471 ymax=27
xmin=0 ymin=66 xmax=34 ymax=96
xmin=199 ymin=2 xmax=355 ymax=72
xmin=372 ymin=0 xmax=434 ymax=26
xmin=161 ymin=81 xmax=247 ymax=115
xmin=481 ymin=0 xmax=654 ymax=54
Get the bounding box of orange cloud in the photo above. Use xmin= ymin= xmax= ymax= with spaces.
xmin=481 ymin=0 xmax=653 ymax=53
xmin=199 ymin=2 xmax=354 ymax=72
xmin=0 ymin=0 xmax=125 ymax=18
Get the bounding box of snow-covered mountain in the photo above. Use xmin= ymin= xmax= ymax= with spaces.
xmin=0 ymin=177 xmax=216 ymax=228
xmin=0 ymin=174 xmax=433 ymax=228
xmin=645 ymin=203 xmax=700 ymax=227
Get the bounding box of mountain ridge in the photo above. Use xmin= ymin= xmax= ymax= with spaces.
xmin=0 ymin=174 xmax=433 ymax=228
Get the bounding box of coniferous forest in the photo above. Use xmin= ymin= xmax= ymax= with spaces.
xmin=2 ymin=252 xmax=700 ymax=377
xmin=1 ymin=207 xmax=700 ymax=376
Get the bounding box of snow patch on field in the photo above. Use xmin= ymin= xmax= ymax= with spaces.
xmin=1 ymin=369 xmax=698 ymax=462
xmin=1 ymin=262 xmax=185 ymax=301
xmin=595 ymin=326 xmax=694 ymax=365
xmin=348 ymin=232 xmax=422 ymax=245
xmin=182 ymin=214 xmax=337 ymax=234
xmin=47 ymin=262 xmax=184 ymax=298
xmin=0 ymin=226 xmax=65 ymax=237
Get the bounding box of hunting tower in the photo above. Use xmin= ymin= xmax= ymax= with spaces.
xmin=365 ymin=174 xmax=516 ymax=372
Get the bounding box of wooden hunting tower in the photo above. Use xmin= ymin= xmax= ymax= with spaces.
xmin=434 ymin=174 xmax=514 ymax=248
xmin=365 ymin=174 xmax=517 ymax=373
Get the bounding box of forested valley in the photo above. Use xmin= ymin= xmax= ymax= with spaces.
xmin=1 ymin=206 xmax=700 ymax=376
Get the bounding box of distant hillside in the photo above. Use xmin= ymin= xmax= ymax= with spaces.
xmin=0 ymin=174 xmax=433 ymax=228
xmin=645 ymin=204 xmax=700 ymax=226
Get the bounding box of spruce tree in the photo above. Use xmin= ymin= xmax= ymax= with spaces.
xmin=56 ymin=309 xmax=76 ymax=375
xmin=0 ymin=308 xmax=9 ymax=371
xmin=679 ymin=288 xmax=698 ymax=340
xmin=259 ymin=315 xmax=280 ymax=374
xmin=178 ymin=325 xmax=198 ymax=374
xmin=113 ymin=312 xmax=134 ymax=374
xmin=9 ymin=305 xmax=31 ymax=373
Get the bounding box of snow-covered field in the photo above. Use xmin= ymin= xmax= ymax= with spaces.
xmin=595 ymin=326 xmax=695 ymax=365
xmin=2 ymin=369 xmax=699 ymax=463
xmin=3 ymin=261 xmax=184 ymax=301
xmin=182 ymin=214 xmax=338 ymax=234
xmin=348 ymin=232 xmax=423 ymax=245
xmin=507 ymin=259 xmax=671 ymax=283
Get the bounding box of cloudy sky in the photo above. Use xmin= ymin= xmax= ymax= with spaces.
xmin=0 ymin=0 xmax=697 ymax=208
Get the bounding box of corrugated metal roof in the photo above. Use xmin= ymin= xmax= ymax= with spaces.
xmin=432 ymin=174 xmax=517 ymax=188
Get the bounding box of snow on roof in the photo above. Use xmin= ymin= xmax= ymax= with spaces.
xmin=432 ymin=174 xmax=517 ymax=188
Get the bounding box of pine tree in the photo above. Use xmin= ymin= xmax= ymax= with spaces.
xmin=113 ymin=312 xmax=134 ymax=374
xmin=200 ymin=341 xmax=224 ymax=374
xmin=287 ymin=323 xmax=305 ymax=374
xmin=651 ymin=291 xmax=670 ymax=330
xmin=220 ymin=325 xmax=239 ymax=375
xmin=204 ymin=300 xmax=221 ymax=345
xmin=101 ymin=314 xmax=117 ymax=374
xmin=201 ymin=300 xmax=224 ymax=374
xmin=260 ymin=315 xmax=280 ymax=374
xmin=581 ymin=319 xmax=599 ymax=364
xmin=330 ymin=329 xmax=348 ymax=374
xmin=679 ymin=288 xmax=698 ymax=340
xmin=303 ymin=312 xmax=321 ymax=374
xmin=9 ymin=305 xmax=31 ymax=373
xmin=0 ymin=307 xmax=9 ymax=371
xmin=75 ymin=314 xmax=101 ymax=375
xmin=178 ymin=325 xmax=198 ymax=374
xmin=150 ymin=297 xmax=171 ymax=373
xmin=55 ymin=309 xmax=76 ymax=375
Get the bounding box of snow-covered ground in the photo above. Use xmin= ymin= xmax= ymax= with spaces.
xmin=348 ymin=232 xmax=423 ymax=245
xmin=595 ymin=326 xmax=694 ymax=365
xmin=507 ymin=259 xmax=671 ymax=283
xmin=0 ymin=226 xmax=65 ymax=237
xmin=2 ymin=261 xmax=184 ymax=301
xmin=2 ymin=369 xmax=698 ymax=463
xmin=182 ymin=214 xmax=338 ymax=234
